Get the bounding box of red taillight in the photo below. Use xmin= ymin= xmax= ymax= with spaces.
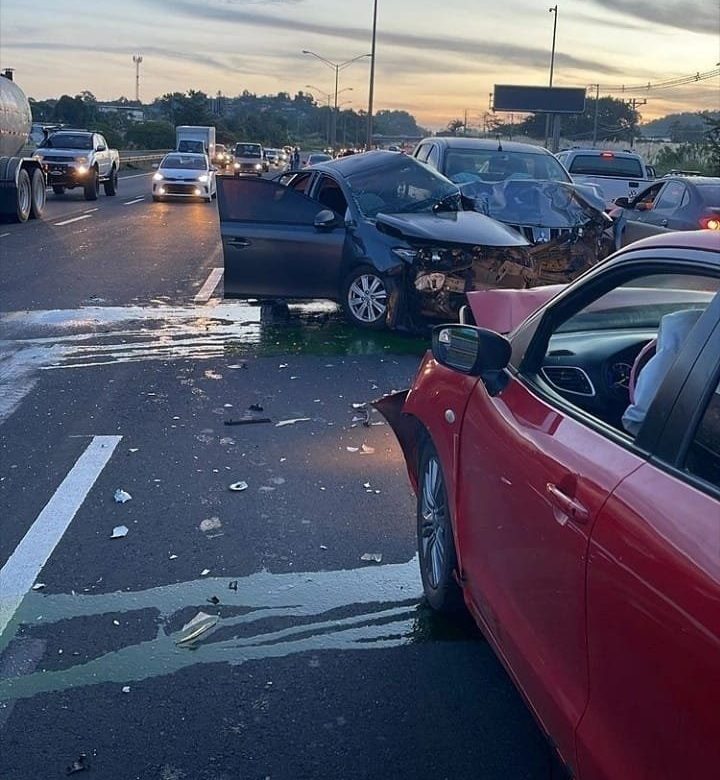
xmin=600 ymin=151 xmax=614 ymax=158
xmin=699 ymin=217 xmax=720 ymax=230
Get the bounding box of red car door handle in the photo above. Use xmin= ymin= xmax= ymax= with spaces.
xmin=546 ymin=483 xmax=589 ymax=524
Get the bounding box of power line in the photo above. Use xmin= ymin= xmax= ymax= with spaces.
xmin=597 ymin=68 xmax=719 ymax=94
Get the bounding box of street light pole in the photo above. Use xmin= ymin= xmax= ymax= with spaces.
xmin=591 ymin=83 xmax=600 ymax=147
xmin=544 ymin=5 xmax=558 ymax=149
xmin=302 ymin=50 xmax=370 ymax=148
xmin=366 ymin=0 xmax=379 ymax=149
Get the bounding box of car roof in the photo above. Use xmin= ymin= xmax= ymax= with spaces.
xmin=560 ymin=148 xmax=643 ymax=159
xmin=314 ymin=150 xmax=403 ymax=177
xmin=618 ymin=230 xmax=720 ymax=256
xmin=417 ymin=137 xmax=554 ymax=156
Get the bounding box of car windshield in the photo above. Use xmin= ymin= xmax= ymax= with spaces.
xmin=347 ymin=157 xmax=459 ymax=218
xmin=42 ymin=134 xmax=93 ymax=150
xmin=443 ymin=149 xmax=570 ymax=184
xmin=309 ymin=154 xmax=331 ymax=163
xmin=568 ymin=154 xmax=644 ymax=178
xmin=161 ymin=155 xmax=206 ymax=170
xmin=235 ymin=144 xmax=262 ymax=158
xmin=697 ymin=184 xmax=720 ymax=204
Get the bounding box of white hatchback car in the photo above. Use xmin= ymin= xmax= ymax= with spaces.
xmin=152 ymin=153 xmax=217 ymax=202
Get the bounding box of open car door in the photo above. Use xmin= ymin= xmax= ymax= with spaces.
xmin=217 ymin=176 xmax=346 ymax=300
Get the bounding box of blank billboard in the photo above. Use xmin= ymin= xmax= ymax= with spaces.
xmin=494 ymin=85 xmax=586 ymax=114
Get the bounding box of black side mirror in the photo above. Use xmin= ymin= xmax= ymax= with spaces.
xmin=314 ymin=209 xmax=337 ymax=231
xmin=432 ymin=325 xmax=511 ymax=388
xmin=613 ymin=196 xmax=630 ymax=208
xmin=96 ymin=145 xmax=106 ymax=152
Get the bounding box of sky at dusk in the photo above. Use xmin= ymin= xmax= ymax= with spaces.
xmin=1 ymin=0 xmax=718 ymax=127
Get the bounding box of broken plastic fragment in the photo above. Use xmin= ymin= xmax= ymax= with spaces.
xmin=229 ymin=481 xmax=249 ymax=492
xmin=363 ymin=482 xmax=371 ymax=489
xmin=128 ymin=448 xmax=139 ymax=453
xmin=275 ymin=418 xmax=310 ymax=427
xmin=360 ymin=553 xmax=383 ymax=563
xmin=352 ymin=402 xmax=366 ymax=410
xmin=66 ymin=754 xmax=89 ymax=775
xmin=346 ymin=447 xmax=359 ymax=453
xmin=112 ymin=620 xmax=120 ymax=626
xmin=227 ymin=363 xmax=247 ymax=370
xmin=169 ymin=554 xmax=179 ymax=560
xmin=201 ymin=568 xmax=211 ymax=576
xmin=360 ymin=444 xmax=375 ymax=455
xmin=113 ymin=489 xmax=132 ymax=504
xmin=200 ymin=517 xmax=222 ymax=533
xmin=175 ymin=611 xmax=219 ymax=645
xmin=122 ymin=686 xmax=131 ymax=694
xmin=320 ymin=545 xmax=328 ymax=550
xmin=32 ymin=582 xmax=46 ymax=591
xmin=111 ymin=525 xmax=129 ymax=539
xmin=225 ymin=417 xmax=272 ymax=426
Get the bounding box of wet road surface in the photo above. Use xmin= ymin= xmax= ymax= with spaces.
xmin=0 ymin=195 xmax=560 ymax=778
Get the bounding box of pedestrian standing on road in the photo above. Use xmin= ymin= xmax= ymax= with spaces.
xmin=293 ymin=147 xmax=301 ymax=169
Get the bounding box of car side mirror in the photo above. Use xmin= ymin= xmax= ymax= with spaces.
xmin=614 ymin=196 xmax=630 ymax=208
xmin=432 ymin=325 xmax=511 ymax=391
xmin=96 ymin=145 xmax=106 ymax=152
xmin=152 ymin=163 xmax=159 ymax=169
xmin=314 ymin=209 xmax=337 ymax=231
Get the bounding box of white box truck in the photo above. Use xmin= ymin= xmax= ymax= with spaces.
xmin=175 ymin=126 xmax=215 ymax=160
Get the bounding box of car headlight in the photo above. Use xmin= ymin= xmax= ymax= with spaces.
xmin=391 ymin=248 xmax=418 ymax=262
xmin=255 ymin=164 xmax=262 ymax=170
xmin=234 ymin=162 xmax=241 ymax=169
xmin=153 ymin=172 xmax=164 ymax=181
xmin=197 ymin=174 xmax=209 ymax=183
xmin=76 ymin=165 xmax=88 ymax=175
xmin=33 ymin=152 xmax=45 ymax=161
xmin=74 ymin=156 xmax=88 ymax=164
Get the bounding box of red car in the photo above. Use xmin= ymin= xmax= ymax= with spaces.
xmin=379 ymin=230 xmax=720 ymax=779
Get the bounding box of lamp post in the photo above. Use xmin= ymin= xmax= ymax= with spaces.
xmin=302 ymin=50 xmax=370 ymax=147
xmin=544 ymin=5 xmax=558 ymax=149
xmin=590 ymin=83 xmax=600 ymax=147
xmin=366 ymin=0 xmax=379 ymax=149
xmin=306 ymin=84 xmax=353 ymax=146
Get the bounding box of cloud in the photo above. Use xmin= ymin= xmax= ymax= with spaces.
xmin=144 ymin=0 xmax=626 ymax=76
xmin=587 ymin=0 xmax=719 ymax=35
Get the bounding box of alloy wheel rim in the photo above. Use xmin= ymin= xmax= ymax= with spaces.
xmin=19 ymin=178 xmax=31 ymax=214
xmin=420 ymin=456 xmax=446 ymax=590
xmin=348 ymin=274 xmax=387 ymax=323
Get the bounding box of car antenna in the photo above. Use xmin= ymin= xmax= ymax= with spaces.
xmin=496 ymin=136 xmax=503 ymax=152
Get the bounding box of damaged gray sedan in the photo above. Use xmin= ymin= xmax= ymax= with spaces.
xmin=217 ymin=150 xmax=613 ymax=330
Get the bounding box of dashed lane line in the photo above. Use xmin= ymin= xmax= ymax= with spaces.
xmin=84 ymin=208 xmax=99 ymax=214
xmin=0 ymin=435 xmax=122 ymax=642
xmin=194 ymin=267 xmax=224 ymax=303
xmin=121 ymin=172 xmax=154 ymax=180
xmin=0 ymin=232 xmax=10 ymax=239
xmin=53 ymin=214 xmax=93 ymax=227
xmin=123 ymin=197 xmax=146 ymax=206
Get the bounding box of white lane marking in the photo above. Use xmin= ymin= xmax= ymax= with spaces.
xmin=84 ymin=208 xmax=99 ymax=214
xmin=53 ymin=214 xmax=92 ymax=227
xmin=121 ymin=172 xmax=154 ymax=180
xmin=0 ymin=435 xmax=122 ymax=639
xmin=194 ymin=267 xmax=224 ymax=303
xmin=0 ymin=232 xmax=10 ymax=239
xmin=123 ymin=197 xmax=145 ymax=206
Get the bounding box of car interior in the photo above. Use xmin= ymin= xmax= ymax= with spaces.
xmin=537 ymin=276 xmax=719 ymax=435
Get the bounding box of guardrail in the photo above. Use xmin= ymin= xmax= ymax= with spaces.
xmin=119 ymin=150 xmax=169 ymax=166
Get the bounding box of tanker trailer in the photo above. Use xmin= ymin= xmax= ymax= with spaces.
xmin=0 ymin=69 xmax=46 ymax=222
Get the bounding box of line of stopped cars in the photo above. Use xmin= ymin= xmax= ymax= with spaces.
xmin=216 ymin=140 xmax=720 ymax=779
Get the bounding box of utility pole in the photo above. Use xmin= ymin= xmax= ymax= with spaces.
xmin=132 ymin=54 xmax=143 ymax=103
xmin=464 ymin=108 xmax=468 ymax=135
xmin=544 ymin=5 xmax=558 ymax=149
xmin=590 ymin=83 xmax=600 ymax=146
xmin=625 ymin=97 xmax=647 ymax=149
xmin=366 ymin=0 xmax=379 ymax=149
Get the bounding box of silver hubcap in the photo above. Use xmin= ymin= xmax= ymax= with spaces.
xmin=420 ymin=457 xmax=446 ymax=590
xmin=348 ymin=274 xmax=387 ymax=323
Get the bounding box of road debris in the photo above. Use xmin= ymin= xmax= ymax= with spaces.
xmin=122 ymin=686 xmax=131 ymax=694
xmin=360 ymin=444 xmax=375 ymax=455
xmin=169 ymin=554 xmax=179 ymax=560
xmin=201 ymin=569 xmax=211 ymax=576
xmin=249 ymin=403 xmax=264 ymax=412
xmin=128 ymin=448 xmax=139 ymax=453
xmin=113 ymin=620 xmax=120 ymax=626
xmin=352 ymin=402 xmax=366 ymax=410
xmin=113 ymin=489 xmax=132 ymax=504
xmin=207 ymin=596 xmax=220 ymax=605
xmin=360 ymin=553 xmax=383 ymax=563
xmin=229 ymin=481 xmax=249 ymax=492
xmin=200 ymin=517 xmax=223 ymax=533
xmin=204 ymin=370 xmax=223 ymax=380
xmin=227 ymin=362 xmax=248 ymax=370
xmin=175 ymin=611 xmax=219 ymax=645
xmin=276 ymin=418 xmax=310 ymax=427
xmin=346 ymin=447 xmax=359 ymax=453
xmin=320 ymin=545 xmax=328 ymax=550
xmin=66 ymin=754 xmax=89 ymax=775
xmin=32 ymin=582 xmax=46 ymax=591
xmin=111 ymin=525 xmax=129 ymax=539
xmin=224 ymin=417 xmax=272 ymax=426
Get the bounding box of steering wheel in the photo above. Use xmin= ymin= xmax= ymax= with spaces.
xmin=628 ymin=339 xmax=657 ymax=404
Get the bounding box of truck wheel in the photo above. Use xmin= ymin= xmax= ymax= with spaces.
xmin=103 ymin=167 xmax=118 ymax=196
xmin=13 ymin=169 xmax=32 ymax=223
xmin=52 ymin=185 xmax=66 ymax=195
xmin=29 ymin=168 xmax=46 ymax=219
xmin=84 ymin=168 xmax=99 ymax=201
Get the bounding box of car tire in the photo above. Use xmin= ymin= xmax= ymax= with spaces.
xmin=52 ymin=185 xmax=66 ymax=195
xmin=342 ymin=265 xmax=389 ymax=330
xmin=29 ymin=168 xmax=46 ymax=219
xmin=417 ymin=440 xmax=464 ymax=613
xmin=12 ymin=168 xmax=32 ymax=223
xmin=103 ymin=167 xmax=118 ymax=196
xmin=84 ymin=168 xmax=99 ymax=201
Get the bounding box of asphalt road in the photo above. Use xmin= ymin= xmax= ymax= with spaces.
xmin=0 ymin=179 xmax=560 ymax=779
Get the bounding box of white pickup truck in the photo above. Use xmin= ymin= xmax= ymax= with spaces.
xmin=556 ymin=149 xmax=655 ymax=208
xmin=34 ymin=130 xmax=120 ymax=200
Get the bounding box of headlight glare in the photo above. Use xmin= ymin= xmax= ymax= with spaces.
xmin=153 ymin=172 xmax=164 ymax=181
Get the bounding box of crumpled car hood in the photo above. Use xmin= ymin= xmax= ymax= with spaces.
xmin=459 ymin=179 xmax=608 ymax=228
xmin=376 ymin=210 xmax=529 ymax=247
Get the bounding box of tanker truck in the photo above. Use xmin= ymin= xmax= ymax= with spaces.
xmin=0 ymin=69 xmax=46 ymax=222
